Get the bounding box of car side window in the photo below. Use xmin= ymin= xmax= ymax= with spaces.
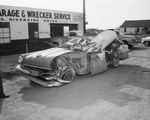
xmin=70 ymin=32 xmax=77 ymax=36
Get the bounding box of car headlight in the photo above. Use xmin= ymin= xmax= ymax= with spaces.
xmin=18 ymin=56 xmax=23 ymax=63
xmin=56 ymin=57 xmax=68 ymax=71
xmin=141 ymin=39 xmax=144 ymax=43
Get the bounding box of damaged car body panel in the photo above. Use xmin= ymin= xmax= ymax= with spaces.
xmin=90 ymin=53 xmax=107 ymax=75
xmin=65 ymin=52 xmax=89 ymax=75
xmin=21 ymin=47 xmax=74 ymax=70
xmin=16 ymin=30 xmax=129 ymax=87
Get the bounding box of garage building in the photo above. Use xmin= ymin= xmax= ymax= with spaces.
xmin=0 ymin=5 xmax=83 ymax=56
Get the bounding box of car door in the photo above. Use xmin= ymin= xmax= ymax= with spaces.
xmin=90 ymin=52 xmax=108 ymax=75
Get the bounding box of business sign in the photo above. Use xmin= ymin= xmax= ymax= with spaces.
xmin=0 ymin=6 xmax=82 ymax=23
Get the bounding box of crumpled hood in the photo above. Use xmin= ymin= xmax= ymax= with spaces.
xmin=142 ymin=37 xmax=150 ymax=41
xmin=21 ymin=47 xmax=73 ymax=69
xmin=91 ymin=30 xmax=117 ymax=50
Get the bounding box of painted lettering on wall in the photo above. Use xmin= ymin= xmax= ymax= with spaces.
xmin=0 ymin=9 xmax=20 ymax=17
xmin=27 ymin=11 xmax=52 ymax=19
xmin=54 ymin=13 xmax=70 ymax=20
xmin=0 ymin=9 xmax=71 ymax=20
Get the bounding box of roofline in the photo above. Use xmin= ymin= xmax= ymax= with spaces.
xmin=123 ymin=19 xmax=150 ymax=22
xmin=120 ymin=19 xmax=150 ymax=27
xmin=0 ymin=5 xmax=83 ymax=14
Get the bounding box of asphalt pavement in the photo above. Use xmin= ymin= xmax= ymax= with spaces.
xmin=0 ymin=44 xmax=150 ymax=120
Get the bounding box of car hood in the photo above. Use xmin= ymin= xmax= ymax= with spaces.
xmin=142 ymin=37 xmax=150 ymax=41
xmin=120 ymin=34 xmax=135 ymax=39
xmin=21 ymin=47 xmax=73 ymax=69
xmin=90 ymin=30 xmax=117 ymax=50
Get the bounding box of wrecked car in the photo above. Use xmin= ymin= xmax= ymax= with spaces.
xmin=16 ymin=30 xmax=129 ymax=87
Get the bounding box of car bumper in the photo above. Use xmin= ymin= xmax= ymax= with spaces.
xmin=16 ymin=64 xmax=70 ymax=87
xmin=141 ymin=39 xmax=149 ymax=44
xmin=131 ymin=40 xmax=138 ymax=45
xmin=141 ymin=40 xmax=144 ymax=44
xmin=132 ymin=42 xmax=138 ymax=45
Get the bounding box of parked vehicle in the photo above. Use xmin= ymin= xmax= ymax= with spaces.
xmin=51 ymin=30 xmax=84 ymax=46
xmin=116 ymin=32 xmax=137 ymax=49
xmin=16 ymin=30 xmax=129 ymax=87
xmin=141 ymin=36 xmax=150 ymax=47
xmin=67 ymin=30 xmax=83 ymax=38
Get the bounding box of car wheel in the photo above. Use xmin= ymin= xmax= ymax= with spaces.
xmin=144 ymin=41 xmax=149 ymax=47
xmin=123 ymin=41 xmax=130 ymax=49
xmin=111 ymin=56 xmax=120 ymax=68
xmin=61 ymin=66 xmax=76 ymax=82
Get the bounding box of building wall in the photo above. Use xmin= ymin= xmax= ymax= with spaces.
xmin=119 ymin=27 xmax=143 ymax=34
xmin=10 ymin=22 xmax=28 ymax=40
xmin=0 ymin=5 xmax=83 ymax=56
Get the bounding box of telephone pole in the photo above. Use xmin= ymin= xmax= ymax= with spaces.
xmin=83 ymin=0 xmax=86 ymax=34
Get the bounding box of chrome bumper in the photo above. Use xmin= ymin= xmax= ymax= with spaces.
xmin=21 ymin=74 xmax=64 ymax=87
xmin=16 ymin=64 xmax=30 ymax=74
xmin=16 ymin=64 xmax=70 ymax=87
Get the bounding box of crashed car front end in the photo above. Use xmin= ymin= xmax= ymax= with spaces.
xmin=16 ymin=61 xmax=65 ymax=87
xmin=16 ymin=48 xmax=76 ymax=87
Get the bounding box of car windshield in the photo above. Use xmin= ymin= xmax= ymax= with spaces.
xmin=60 ymin=30 xmax=118 ymax=52
xmin=60 ymin=37 xmax=95 ymax=51
xmin=68 ymin=38 xmax=82 ymax=44
xmin=69 ymin=32 xmax=77 ymax=36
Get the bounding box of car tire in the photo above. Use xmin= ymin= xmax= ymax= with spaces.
xmin=144 ymin=41 xmax=149 ymax=47
xmin=129 ymin=44 xmax=134 ymax=49
xmin=61 ymin=65 xmax=76 ymax=82
xmin=111 ymin=56 xmax=120 ymax=68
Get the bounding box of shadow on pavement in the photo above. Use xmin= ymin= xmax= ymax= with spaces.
xmin=1 ymin=71 xmax=19 ymax=80
xmin=0 ymin=99 xmax=4 ymax=113
xmin=130 ymin=44 xmax=149 ymax=52
xmin=18 ymin=64 xmax=150 ymax=110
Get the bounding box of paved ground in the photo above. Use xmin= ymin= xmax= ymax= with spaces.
xmin=0 ymin=44 xmax=150 ymax=120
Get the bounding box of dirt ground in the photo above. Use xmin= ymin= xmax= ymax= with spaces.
xmin=0 ymin=43 xmax=150 ymax=120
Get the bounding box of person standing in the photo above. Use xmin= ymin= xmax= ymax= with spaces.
xmin=0 ymin=74 xmax=9 ymax=99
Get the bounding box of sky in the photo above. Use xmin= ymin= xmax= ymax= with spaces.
xmin=1 ymin=0 xmax=150 ymax=29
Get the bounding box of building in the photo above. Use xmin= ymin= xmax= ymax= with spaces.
xmin=119 ymin=20 xmax=150 ymax=35
xmin=0 ymin=5 xmax=83 ymax=56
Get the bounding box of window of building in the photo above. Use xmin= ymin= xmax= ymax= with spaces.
xmin=28 ymin=23 xmax=39 ymax=41
xmin=124 ymin=28 xmax=126 ymax=32
xmin=69 ymin=32 xmax=77 ymax=37
xmin=137 ymin=27 xmax=139 ymax=32
xmin=0 ymin=22 xmax=11 ymax=44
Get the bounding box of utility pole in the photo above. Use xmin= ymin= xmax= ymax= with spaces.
xmin=83 ymin=0 xmax=86 ymax=35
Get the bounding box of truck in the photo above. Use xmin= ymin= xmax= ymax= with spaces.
xmin=51 ymin=30 xmax=84 ymax=46
xmin=116 ymin=31 xmax=137 ymax=49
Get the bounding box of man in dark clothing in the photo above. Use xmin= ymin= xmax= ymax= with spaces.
xmin=0 ymin=74 xmax=9 ymax=99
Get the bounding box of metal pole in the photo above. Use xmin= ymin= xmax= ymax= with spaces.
xmin=83 ymin=0 xmax=86 ymax=35
xmin=26 ymin=43 xmax=28 ymax=53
